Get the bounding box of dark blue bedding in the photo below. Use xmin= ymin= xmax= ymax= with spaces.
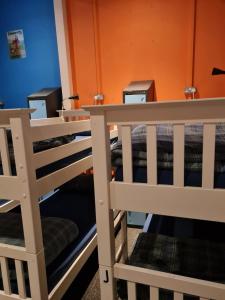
xmin=4 ymin=174 xmax=97 ymax=297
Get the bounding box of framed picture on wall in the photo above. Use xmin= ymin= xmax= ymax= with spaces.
xmin=7 ymin=29 xmax=26 ymax=59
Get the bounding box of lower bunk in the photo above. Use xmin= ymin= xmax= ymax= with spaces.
xmin=115 ymin=165 xmax=225 ymax=300
xmin=0 ymin=173 xmax=97 ymax=299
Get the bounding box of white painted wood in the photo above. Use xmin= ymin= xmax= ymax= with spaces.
xmin=127 ymin=281 xmax=136 ymax=300
xmin=37 ymin=155 xmax=92 ymax=197
xmin=174 ymin=292 xmax=183 ymax=300
xmin=33 ymin=137 xmax=92 ymax=169
xmin=30 ymin=117 xmax=64 ymax=126
xmin=121 ymin=126 xmax=132 ymax=183
xmin=57 ymin=109 xmax=90 ymax=117
xmin=0 ymin=176 xmax=23 ymax=201
xmin=110 ymin=182 xmax=225 ymax=222
xmin=0 ymin=244 xmax=29 ymax=261
xmin=90 ymin=114 xmax=116 ymax=299
xmin=27 ymin=251 xmax=48 ymax=300
xmin=85 ymin=99 xmax=225 ymax=300
xmin=115 ymin=241 xmax=126 ymax=263
xmin=31 ymin=120 xmax=90 ymax=142
xmin=110 ymin=129 xmax=118 ymax=140
xmin=0 ymin=109 xmax=33 ymax=126
xmin=173 ymin=125 xmax=184 ymax=187
xmin=53 ymin=0 xmax=73 ymax=103
xmin=113 ymin=211 xmax=126 ymax=231
xmin=150 ymin=286 xmax=159 ymax=300
xmin=0 ymin=128 xmax=12 ymax=176
xmin=0 ymin=291 xmax=31 ymax=300
xmin=15 ymin=260 xmax=26 ymax=299
xmin=0 ymin=200 xmax=19 ymax=213
xmin=84 ymin=98 xmax=225 ymax=124
xmin=49 ymin=234 xmax=97 ymax=300
xmin=146 ymin=125 xmax=157 ymax=184
xmin=10 ymin=116 xmax=48 ymax=299
xmin=114 ymin=263 xmax=225 ymax=299
xmin=0 ymin=257 xmax=11 ymax=295
xmin=202 ymin=124 xmax=216 ymax=188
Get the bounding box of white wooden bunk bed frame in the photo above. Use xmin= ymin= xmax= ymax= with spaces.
xmin=85 ymin=98 xmax=225 ymax=300
xmin=0 ymin=109 xmax=118 ymax=300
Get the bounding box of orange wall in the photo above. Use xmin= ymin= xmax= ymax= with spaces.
xmin=66 ymin=0 xmax=225 ymax=106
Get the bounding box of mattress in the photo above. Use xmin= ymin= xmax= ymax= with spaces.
xmin=118 ymin=232 xmax=225 ymax=300
xmin=0 ymin=174 xmax=96 ymax=294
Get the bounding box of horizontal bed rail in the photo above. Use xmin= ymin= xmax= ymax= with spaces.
xmin=33 ymin=136 xmax=92 ymax=169
xmin=84 ymin=98 xmax=225 ymax=124
xmin=36 ymin=155 xmax=92 ymax=197
xmin=110 ymin=181 xmax=225 ymax=222
xmin=114 ymin=263 xmax=225 ymax=300
xmin=31 ymin=119 xmax=90 ymax=142
xmin=0 ymin=176 xmax=23 ymax=201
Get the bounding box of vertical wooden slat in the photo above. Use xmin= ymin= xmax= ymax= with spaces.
xmin=173 ymin=124 xmax=185 ymax=187
xmin=121 ymin=126 xmax=132 ymax=183
xmin=150 ymin=286 xmax=159 ymax=300
xmin=10 ymin=116 xmax=48 ymax=299
xmin=174 ymin=291 xmax=183 ymax=300
xmin=0 ymin=128 xmax=12 ymax=176
xmin=202 ymin=124 xmax=216 ymax=188
xmin=146 ymin=125 xmax=157 ymax=185
xmin=127 ymin=281 xmax=136 ymax=300
xmin=15 ymin=260 xmax=26 ymax=299
xmin=91 ymin=114 xmax=116 ymax=300
xmin=0 ymin=257 xmax=11 ymax=295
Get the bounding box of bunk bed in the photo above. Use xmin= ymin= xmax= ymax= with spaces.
xmin=85 ymin=98 xmax=225 ymax=300
xmin=0 ymin=109 xmax=118 ymax=300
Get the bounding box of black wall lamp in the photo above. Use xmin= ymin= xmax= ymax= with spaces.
xmin=212 ymin=67 xmax=225 ymax=75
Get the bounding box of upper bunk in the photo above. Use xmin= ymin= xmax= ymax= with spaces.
xmin=84 ymin=98 xmax=225 ymax=224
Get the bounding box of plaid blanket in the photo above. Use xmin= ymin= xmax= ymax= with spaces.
xmin=118 ymin=232 xmax=225 ymax=300
xmin=112 ymin=124 xmax=225 ymax=172
xmin=0 ymin=132 xmax=75 ymax=175
xmin=0 ymin=212 xmax=79 ymax=267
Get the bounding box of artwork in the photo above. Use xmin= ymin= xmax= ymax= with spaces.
xmin=7 ymin=29 xmax=26 ymax=59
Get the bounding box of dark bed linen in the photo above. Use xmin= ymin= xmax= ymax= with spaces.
xmin=0 ymin=133 xmax=92 ymax=179
xmin=39 ymin=186 xmax=96 ymax=291
xmin=0 ymin=212 xmax=79 ymax=268
xmin=118 ymin=232 xmax=225 ymax=300
xmin=112 ymin=123 xmax=225 ymax=172
xmin=0 ymin=175 xmax=96 ymax=294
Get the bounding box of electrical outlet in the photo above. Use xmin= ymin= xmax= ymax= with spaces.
xmin=93 ymin=94 xmax=104 ymax=101
xmin=184 ymin=86 xmax=197 ymax=95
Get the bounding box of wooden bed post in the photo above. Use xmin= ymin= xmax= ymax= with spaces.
xmin=91 ymin=112 xmax=116 ymax=300
xmin=10 ymin=114 xmax=48 ymax=300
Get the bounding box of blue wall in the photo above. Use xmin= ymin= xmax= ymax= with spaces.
xmin=0 ymin=0 xmax=61 ymax=108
